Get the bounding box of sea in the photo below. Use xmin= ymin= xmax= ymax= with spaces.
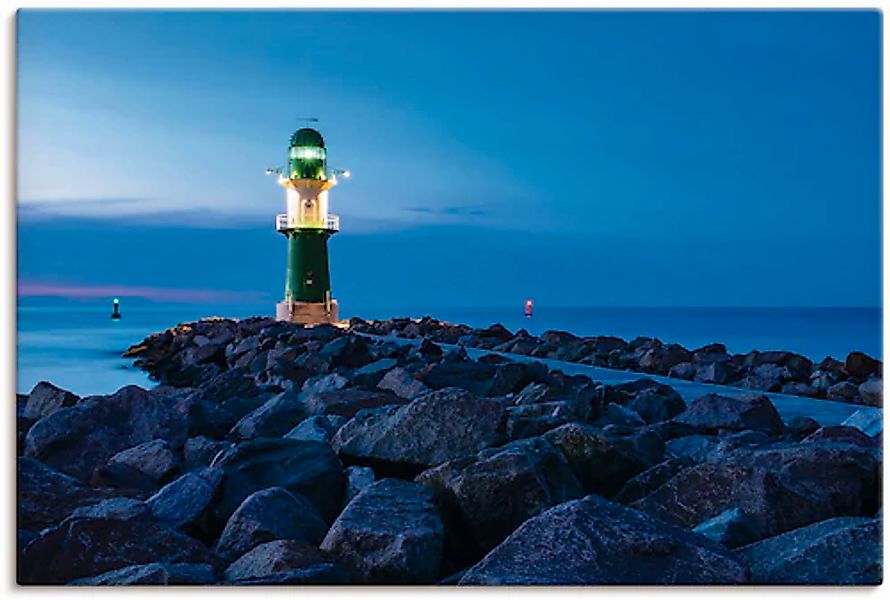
xmin=16 ymin=298 xmax=882 ymax=397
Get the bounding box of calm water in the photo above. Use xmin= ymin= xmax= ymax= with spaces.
xmin=17 ymin=299 xmax=881 ymax=396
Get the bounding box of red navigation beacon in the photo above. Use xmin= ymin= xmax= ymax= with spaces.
xmin=525 ymin=299 xmax=533 ymax=318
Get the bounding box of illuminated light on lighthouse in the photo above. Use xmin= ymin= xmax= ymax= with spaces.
xmin=270 ymin=127 xmax=347 ymax=325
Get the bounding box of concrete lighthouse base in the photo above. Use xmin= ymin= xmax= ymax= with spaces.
xmin=276 ymin=299 xmax=340 ymax=325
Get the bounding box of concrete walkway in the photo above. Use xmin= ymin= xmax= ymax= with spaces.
xmin=369 ymin=334 xmax=882 ymax=430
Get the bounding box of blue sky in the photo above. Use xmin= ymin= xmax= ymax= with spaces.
xmin=17 ymin=10 xmax=881 ymax=309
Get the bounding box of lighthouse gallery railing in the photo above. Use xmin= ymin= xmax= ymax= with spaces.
xmin=276 ymin=214 xmax=340 ymax=232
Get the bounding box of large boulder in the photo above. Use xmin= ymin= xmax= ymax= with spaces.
xmin=70 ymin=497 xmax=151 ymax=521
xmin=844 ymin=352 xmax=881 ymax=379
xmin=23 ymin=386 xmax=188 ymax=481
xmin=419 ymin=361 xmax=497 ymax=396
xmin=23 ymin=381 xmax=80 ymax=420
xmin=606 ymin=379 xmax=685 ymax=423
xmin=692 ymin=507 xmax=760 ymax=548
xmin=317 ymin=335 xmax=373 ymax=368
xmin=228 ymin=392 xmax=307 ymax=440
xmin=331 ymin=387 xmax=505 ymax=476
xmin=17 ymin=457 xmax=115 ymax=532
xmin=632 ymin=443 xmax=879 ymax=542
xmin=70 ymin=562 xmax=216 ymax=585
xmin=458 ymin=495 xmax=749 ymax=584
xmin=146 ymin=467 xmax=223 ymax=532
xmin=857 ymin=378 xmax=882 ymax=406
xmin=215 ymin=487 xmax=328 ymax=562
xmin=376 ymin=367 xmax=431 ymax=400
xmin=613 ymin=457 xmax=693 ymax=505
xmin=739 ymin=517 xmax=881 ymax=584
xmin=543 ymin=423 xmax=664 ymax=497
xmin=18 ymin=516 xmax=218 ymax=584
xmin=302 ymin=388 xmax=406 ymax=418
xmin=107 ymin=439 xmax=180 ymax=483
xmin=284 ymin=415 xmax=348 ymax=444
xmin=827 ymin=381 xmax=860 ymax=402
xmin=223 ymin=540 xmax=344 ymax=583
xmin=417 ymin=436 xmax=582 ymax=563
xmin=210 ymin=438 xmax=345 ymax=523
xmin=321 ymin=478 xmax=443 ymax=583
xmin=673 ymin=393 xmax=784 ymax=435
xmin=624 ymin=385 xmax=686 ymax=424
xmin=183 ymin=436 xmax=232 ymax=469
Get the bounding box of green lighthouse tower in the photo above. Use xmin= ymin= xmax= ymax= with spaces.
xmin=272 ymin=127 xmax=347 ymax=324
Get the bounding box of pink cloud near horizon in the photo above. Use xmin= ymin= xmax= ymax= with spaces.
xmin=18 ymin=281 xmax=267 ymax=304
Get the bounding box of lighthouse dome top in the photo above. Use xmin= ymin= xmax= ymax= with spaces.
xmin=290 ymin=128 xmax=325 ymax=148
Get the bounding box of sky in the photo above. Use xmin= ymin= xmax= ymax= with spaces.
xmin=16 ymin=10 xmax=882 ymax=309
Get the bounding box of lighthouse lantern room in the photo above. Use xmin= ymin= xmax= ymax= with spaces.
xmin=271 ymin=127 xmax=346 ymax=325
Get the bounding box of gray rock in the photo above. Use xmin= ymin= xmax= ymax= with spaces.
xmin=603 ymin=403 xmax=646 ymax=428
xmin=543 ymin=423 xmax=664 ymax=496
xmin=632 ymin=442 xmax=879 ymax=542
xmin=827 ymin=380 xmax=860 ymax=402
xmin=301 ymin=372 xmax=349 ymax=394
xmin=668 ymin=362 xmax=695 ymax=379
xmin=284 ymin=415 xmax=347 ymax=444
xmin=673 ymin=393 xmax=784 ymax=435
xmin=786 ymin=415 xmax=821 ymax=440
xmin=18 ymin=516 xmax=218 ymax=584
xmin=24 ymin=385 xmax=188 ymax=481
xmin=70 ymin=497 xmax=150 ymax=521
xmin=802 ymin=425 xmax=879 ymax=447
xmin=318 ymin=335 xmax=373 ymax=368
xmin=377 ymin=367 xmax=431 ymax=400
xmin=625 ymin=385 xmax=686 ymax=424
xmin=459 ymin=495 xmax=749 ymax=584
xmin=226 ymin=562 xmax=351 ymax=584
xmin=844 ymin=352 xmax=881 ymax=379
xmin=737 ymin=363 xmax=788 ymax=392
xmin=301 ymin=388 xmax=405 ymax=418
xmin=183 ymin=436 xmax=232 ymax=468
xmin=664 ymin=434 xmax=720 ymax=462
xmin=71 ymin=562 xmax=216 ymax=585
xmin=223 ymin=540 xmax=338 ymax=582
xmin=147 ymin=467 xmax=223 ymax=529
xmin=739 ymin=517 xmax=881 ymax=584
xmin=344 ymin=465 xmax=375 ymax=501
xmin=17 ymin=456 xmax=115 ymax=532
xmin=354 ymin=357 xmax=398 ymax=377
xmin=417 ymin=436 xmax=581 ymax=561
xmin=332 ymin=387 xmax=505 ymax=474
xmin=694 ymin=361 xmax=735 ymax=385
xmin=613 ymin=457 xmax=693 ymax=505
xmin=857 ymin=378 xmax=882 ymax=406
xmin=211 ymin=438 xmax=345 ymax=523
xmin=108 ymin=439 xmax=179 ymax=483
xmin=23 ymin=381 xmax=80 ymax=420
xmin=321 ymin=479 xmax=444 ymax=583
xmin=228 ymin=391 xmax=307 ymax=440
xmin=215 ymin=486 xmax=328 ymax=562
xmin=693 ymin=507 xmax=760 ymax=548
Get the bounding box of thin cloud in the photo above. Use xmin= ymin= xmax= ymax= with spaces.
xmin=403 ymin=205 xmax=487 ymax=217
xmin=18 ymin=281 xmax=267 ymax=304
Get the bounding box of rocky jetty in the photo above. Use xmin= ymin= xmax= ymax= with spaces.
xmin=349 ymin=317 xmax=883 ymax=407
xmin=16 ymin=316 xmax=882 ymax=585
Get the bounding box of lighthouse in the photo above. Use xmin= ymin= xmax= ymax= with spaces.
xmin=271 ymin=127 xmax=348 ymax=324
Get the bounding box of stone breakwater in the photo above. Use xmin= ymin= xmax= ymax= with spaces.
xmin=16 ymin=316 xmax=882 ymax=585
xmin=349 ymin=316 xmax=883 ymax=407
